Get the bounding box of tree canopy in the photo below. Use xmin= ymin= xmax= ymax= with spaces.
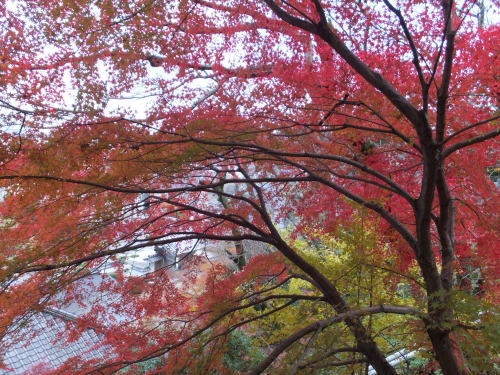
xmin=0 ymin=1 xmax=498 ymax=374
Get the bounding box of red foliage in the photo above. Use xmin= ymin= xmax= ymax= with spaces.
xmin=0 ymin=1 xmax=498 ymax=374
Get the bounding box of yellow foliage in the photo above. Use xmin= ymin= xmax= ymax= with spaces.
xmin=242 ymin=221 xmax=425 ymax=374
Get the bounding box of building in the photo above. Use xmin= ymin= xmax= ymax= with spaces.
xmin=0 ymin=274 xmax=116 ymax=374
xmin=0 ymin=309 xmax=105 ymax=374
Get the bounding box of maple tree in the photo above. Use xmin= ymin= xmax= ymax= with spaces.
xmin=0 ymin=0 xmax=499 ymax=374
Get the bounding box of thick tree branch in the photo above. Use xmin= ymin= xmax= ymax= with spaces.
xmin=89 ymin=294 xmax=312 ymax=373
xmin=182 ymin=138 xmax=416 ymax=204
xmin=303 ymin=358 xmax=367 ymax=370
xmin=13 ymin=233 xmax=270 ymax=274
xmin=442 ymin=115 xmax=500 ymax=145
xmin=262 ymin=0 xmax=317 ymax=33
xmin=442 ymin=129 xmax=500 ymax=158
xmin=436 ymin=1 xmax=457 ymax=143
xmin=0 ymin=175 xmax=314 ymax=195
xmin=275 ymin=157 xmax=418 ymax=250
xmin=230 ymin=160 xmax=401 ymax=375
xmin=297 ymin=347 xmax=362 ymax=370
xmin=436 ymin=169 xmax=455 ymax=292
xmin=382 ymin=0 xmax=427 ymax=102
xmin=265 ymin=0 xmax=427 ymax=135
xmin=247 ymin=304 xmax=426 ymax=375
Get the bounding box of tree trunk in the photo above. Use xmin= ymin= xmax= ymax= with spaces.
xmin=428 ymin=328 xmax=466 ymax=375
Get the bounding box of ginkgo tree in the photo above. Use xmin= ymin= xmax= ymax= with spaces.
xmin=0 ymin=0 xmax=498 ymax=374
